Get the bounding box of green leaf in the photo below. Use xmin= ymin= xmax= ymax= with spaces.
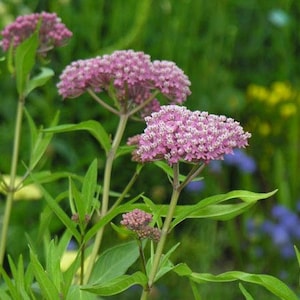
xmin=27 ymin=110 xmax=59 ymax=170
xmin=15 ymin=30 xmax=39 ymax=96
xmin=294 ymin=246 xmax=300 ymax=267
xmin=154 ymin=161 xmax=191 ymax=182
xmin=44 ymin=121 xmax=111 ymax=154
xmin=171 ymin=190 xmax=277 ymax=228
xmin=40 ymin=185 xmax=81 ymax=242
xmin=7 ymin=255 xmax=30 ymax=299
xmin=239 ymin=283 xmax=254 ymax=300
xmin=69 ymin=178 xmax=85 ymax=224
xmin=45 ymin=240 xmax=63 ymax=291
xmin=88 ymin=241 xmax=141 ymax=285
xmin=0 ymin=290 xmax=11 ymax=300
xmin=0 ymin=265 xmax=20 ymax=300
xmin=115 ymin=145 xmax=135 ymax=159
xmin=82 ymin=159 xmax=98 ymax=213
xmin=172 ymin=263 xmax=193 ymax=277
xmin=24 ymin=170 xmax=82 ymax=186
xmin=188 ymin=271 xmax=298 ymax=300
xmin=25 ymin=67 xmax=54 ymax=96
xmin=82 ymin=272 xmax=147 ymax=296
xmin=29 ymin=248 xmax=61 ymax=300
xmin=148 ymin=243 xmax=180 ymax=282
xmin=66 ymin=286 xmax=98 ymax=300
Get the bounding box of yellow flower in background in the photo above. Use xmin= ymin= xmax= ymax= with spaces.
xmin=0 ymin=175 xmax=42 ymax=200
xmin=258 ymin=122 xmax=271 ymax=136
xmin=280 ymin=103 xmax=297 ymax=118
xmin=247 ymin=81 xmax=297 ymax=106
xmin=271 ymin=81 xmax=293 ymax=101
xmin=247 ymin=84 xmax=269 ymax=101
xmin=60 ymin=250 xmax=94 ymax=277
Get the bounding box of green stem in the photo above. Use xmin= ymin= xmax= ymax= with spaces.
xmin=128 ymin=90 xmax=159 ymax=117
xmin=84 ymin=113 xmax=129 ymax=284
xmin=0 ymin=97 xmax=25 ymax=266
xmin=140 ymin=164 xmax=181 ymax=300
xmin=80 ymin=236 xmax=85 ymax=285
xmin=109 ymin=165 xmax=142 ymax=212
xmin=87 ymin=88 xmax=120 ymax=115
xmin=137 ymin=239 xmax=149 ymax=290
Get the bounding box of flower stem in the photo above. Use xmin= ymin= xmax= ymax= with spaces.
xmin=87 ymin=88 xmax=120 ymax=115
xmin=0 ymin=97 xmax=25 ymax=266
xmin=84 ymin=113 xmax=129 ymax=284
xmin=140 ymin=164 xmax=181 ymax=300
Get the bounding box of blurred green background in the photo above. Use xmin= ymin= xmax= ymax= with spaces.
xmin=0 ymin=0 xmax=300 ymax=299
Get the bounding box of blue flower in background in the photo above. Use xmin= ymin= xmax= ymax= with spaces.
xmin=247 ymin=204 xmax=300 ymax=259
xmin=224 ymin=149 xmax=256 ymax=173
xmin=185 ymin=180 xmax=205 ymax=193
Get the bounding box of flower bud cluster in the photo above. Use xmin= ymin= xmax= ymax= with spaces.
xmin=1 ymin=12 xmax=72 ymax=53
xmin=57 ymin=50 xmax=191 ymax=116
xmin=133 ymin=105 xmax=251 ymax=165
xmin=121 ymin=209 xmax=161 ymax=242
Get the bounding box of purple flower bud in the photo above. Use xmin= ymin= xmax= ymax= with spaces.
xmin=120 ymin=209 xmax=161 ymax=242
xmin=121 ymin=209 xmax=152 ymax=230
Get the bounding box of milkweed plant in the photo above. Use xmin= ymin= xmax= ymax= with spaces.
xmin=0 ymin=12 xmax=298 ymax=300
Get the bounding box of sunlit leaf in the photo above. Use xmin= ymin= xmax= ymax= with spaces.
xmin=88 ymin=241 xmax=141 ymax=285
xmin=82 ymin=272 xmax=147 ymax=296
xmin=188 ymin=271 xmax=298 ymax=300
xmin=29 ymin=248 xmax=61 ymax=300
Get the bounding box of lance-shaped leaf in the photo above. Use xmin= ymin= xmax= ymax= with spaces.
xmin=171 ymin=190 xmax=277 ymax=228
xmin=82 ymin=272 xmax=147 ymax=296
xmin=15 ymin=30 xmax=39 ymax=96
xmin=29 ymin=248 xmax=61 ymax=300
xmin=188 ymin=271 xmax=298 ymax=300
xmin=25 ymin=67 xmax=54 ymax=96
xmin=44 ymin=120 xmax=111 ymax=154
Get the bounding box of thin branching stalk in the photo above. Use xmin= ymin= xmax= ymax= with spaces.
xmin=84 ymin=113 xmax=129 ymax=284
xmin=179 ymin=163 xmax=206 ymax=192
xmin=109 ymin=165 xmax=142 ymax=212
xmin=140 ymin=163 xmax=181 ymax=300
xmin=0 ymin=96 xmax=25 ymax=266
xmin=128 ymin=90 xmax=159 ymax=117
xmin=137 ymin=238 xmax=150 ymax=291
xmin=80 ymin=236 xmax=85 ymax=285
xmin=87 ymin=88 xmax=120 ymax=115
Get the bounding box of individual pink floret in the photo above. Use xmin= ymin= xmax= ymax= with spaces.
xmin=1 ymin=12 xmax=72 ymax=52
xmin=135 ymin=105 xmax=251 ymax=165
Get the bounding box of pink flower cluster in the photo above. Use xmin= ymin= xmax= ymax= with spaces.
xmin=1 ymin=12 xmax=72 ymax=52
xmin=57 ymin=50 xmax=191 ymax=115
xmin=121 ymin=209 xmax=161 ymax=242
xmin=132 ymin=105 xmax=251 ymax=165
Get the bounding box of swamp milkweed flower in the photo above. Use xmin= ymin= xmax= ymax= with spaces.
xmin=130 ymin=105 xmax=251 ymax=165
xmin=1 ymin=12 xmax=72 ymax=53
xmin=57 ymin=50 xmax=191 ymax=116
